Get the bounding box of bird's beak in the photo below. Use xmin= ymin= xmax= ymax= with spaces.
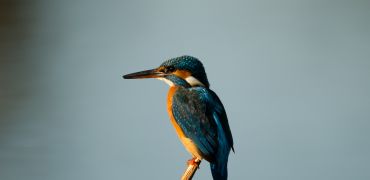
xmin=122 ymin=68 xmax=165 ymax=79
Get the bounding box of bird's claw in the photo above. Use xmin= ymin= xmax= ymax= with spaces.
xmin=187 ymin=158 xmax=200 ymax=167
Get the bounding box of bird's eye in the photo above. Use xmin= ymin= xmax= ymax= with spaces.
xmin=165 ymin=66 xmax=175 ymax=73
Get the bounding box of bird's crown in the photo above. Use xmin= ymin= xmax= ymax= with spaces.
xmin=159 ymin=55 xmax=210 ymax=87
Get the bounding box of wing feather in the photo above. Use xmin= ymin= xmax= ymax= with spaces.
xmin=172 ymin=87 xmax=234 ymax=161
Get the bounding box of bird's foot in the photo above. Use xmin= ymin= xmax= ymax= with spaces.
xmin=187 ymin=158 xmax=201 ymax=168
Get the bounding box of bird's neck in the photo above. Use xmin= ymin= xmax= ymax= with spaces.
xmin=161 ymin=75 xmax=208 ymax=88
xmin=163 ymin=75 xmax=191 ymax=87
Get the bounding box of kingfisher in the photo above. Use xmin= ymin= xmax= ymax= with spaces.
xmin=123 ymin=56 xmax=234 ymax=180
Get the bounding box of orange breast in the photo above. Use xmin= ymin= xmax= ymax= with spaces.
xmin=167 ymin=86 xmax=203 ymax=159
xmin=167 ymin=86 xmax=186 ymax=138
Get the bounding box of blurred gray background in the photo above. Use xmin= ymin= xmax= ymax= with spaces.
xmin=1 ymin=0 xmax=369 ymax=179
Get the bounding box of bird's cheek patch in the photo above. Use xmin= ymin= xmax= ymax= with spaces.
xmin=173 ymin=70 xmax=205 ymax=87
xmin=173 ymin=70 xmax=192 ymax=79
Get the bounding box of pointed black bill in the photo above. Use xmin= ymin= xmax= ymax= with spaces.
xmin=122 ymin=68 xmax=165 ymax=79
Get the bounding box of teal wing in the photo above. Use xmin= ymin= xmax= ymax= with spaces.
xmin=171 ymin=87 xmax=234 ymax=162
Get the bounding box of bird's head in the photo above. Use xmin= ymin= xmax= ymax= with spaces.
xmin=123 ymin=55 xmax=209 ymax=87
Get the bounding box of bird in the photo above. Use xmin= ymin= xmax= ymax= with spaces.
xmin=123 ymin=55 xmax=234 ymax=180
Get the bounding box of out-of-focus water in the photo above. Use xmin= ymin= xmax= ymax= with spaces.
xmin=1 ymin=0 xmax=370 ymax=179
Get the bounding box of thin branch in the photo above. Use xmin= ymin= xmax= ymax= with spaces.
xmin=181 ymin=158 xmax=201 ymax=180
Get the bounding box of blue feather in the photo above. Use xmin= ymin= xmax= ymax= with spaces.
xmin=171 ymin=86 xmax=233 ymax=179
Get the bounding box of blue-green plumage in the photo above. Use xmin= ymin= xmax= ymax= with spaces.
xmin=123 ymin=55 xmax=234 ymax=180
xmin=172 ymin=86 xmax=233 ymax=180
xmin=161 ymin=56 xmax=210 ymax=87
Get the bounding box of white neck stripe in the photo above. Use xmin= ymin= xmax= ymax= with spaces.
xmin=185 ymin=76 xmax=205 ymax=87
xmin=157 ymin=78 xmax=174 ymax=87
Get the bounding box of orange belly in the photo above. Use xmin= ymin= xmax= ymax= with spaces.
xmin=167 ymin=87 xmax=203 ymax=159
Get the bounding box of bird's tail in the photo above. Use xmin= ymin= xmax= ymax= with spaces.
xmin=210 ymin=161 xmax=228 ymax=180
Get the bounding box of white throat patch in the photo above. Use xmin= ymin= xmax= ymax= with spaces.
xmin=185 ymin=76 xmax=205 ymax=87
xmin=157 ymin=78 xmax=174 ymax=87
